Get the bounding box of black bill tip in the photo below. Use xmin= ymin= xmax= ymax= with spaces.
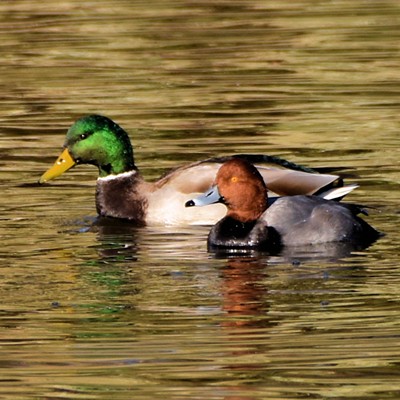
xmin=185 ymin=200 xmax=195 ymax=208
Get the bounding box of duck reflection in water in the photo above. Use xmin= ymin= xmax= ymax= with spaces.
xmin=89 ymin=217 xmax=140 ymax=262
xmin=219 ymin=257 xmax=271 ymax=329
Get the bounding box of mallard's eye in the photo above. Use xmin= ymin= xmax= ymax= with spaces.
xmin=80 ymin=133 xmax=88 ymax=140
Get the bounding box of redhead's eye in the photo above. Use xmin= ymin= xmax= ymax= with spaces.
xmin=231 ymin=176 xmax=238 ymax=183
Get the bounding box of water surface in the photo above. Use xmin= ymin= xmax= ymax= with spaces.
xmin=0 ymin=1 xmax=399 ymax=399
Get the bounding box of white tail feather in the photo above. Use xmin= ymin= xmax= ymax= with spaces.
xmin=320 ymin=184 xmax=359 ymax=200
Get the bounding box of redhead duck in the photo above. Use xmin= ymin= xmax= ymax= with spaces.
xmin=39 ymin=115 xmax=356 ymax=226
xmin=185 ymin=158 xmax=380 ymax=250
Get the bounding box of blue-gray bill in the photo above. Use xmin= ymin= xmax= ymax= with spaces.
xmin=185 ymin=185 xmax=222 ymax=207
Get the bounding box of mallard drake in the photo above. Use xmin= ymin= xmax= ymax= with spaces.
xmin=39 ymin=115 xmax=356 ymax=226
xmin=186 ymin=158 xmax=380 ymax=250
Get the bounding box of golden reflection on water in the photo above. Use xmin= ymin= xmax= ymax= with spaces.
xmin=0 ymin=0 xmax=400 ymax=398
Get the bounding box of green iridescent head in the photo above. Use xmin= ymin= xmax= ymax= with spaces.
xmin=39 ymin=115 xmax=136 ymax=183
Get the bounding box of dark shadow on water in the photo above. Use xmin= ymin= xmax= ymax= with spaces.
xmin=209 ymin=239 xmax=380 ymax=264
xmin=88 ymin=217 xmax=142 ymax=262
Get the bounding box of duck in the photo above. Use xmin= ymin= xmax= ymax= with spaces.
xmin=185 ymin=158 xmax=380 ymax=250
xmin=39 ymin=114 xmax=357 ymax=226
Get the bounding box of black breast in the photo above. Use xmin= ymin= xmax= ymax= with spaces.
xmin=207 ymin=216 xmax=281 ymax=253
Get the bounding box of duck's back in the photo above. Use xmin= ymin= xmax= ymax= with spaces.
xmin=264 ymin=195 xmax=379 ymax=246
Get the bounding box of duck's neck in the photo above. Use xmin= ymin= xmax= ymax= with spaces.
xmin=225 ymin=192 xmax=267 ymax=223
xmin=97 ymin=129 xmax=137 ymax=177
xmin=227 ymin=208 xmax=264 ymax=223
xmin=98 ymin=157 xmax=137 ymax=178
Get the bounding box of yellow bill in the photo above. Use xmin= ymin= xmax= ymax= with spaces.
xmin=39 ymin=148 xmax=76 ymax=184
